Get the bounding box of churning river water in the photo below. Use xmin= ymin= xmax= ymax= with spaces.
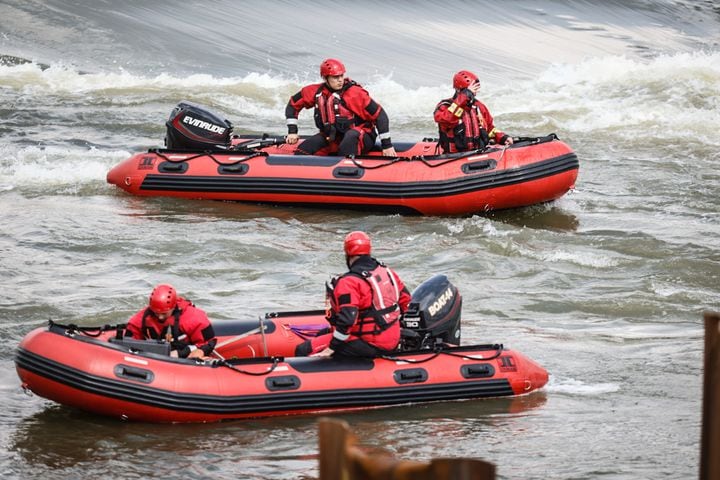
xmin=1 ymin=1 xmax=719 ymax=478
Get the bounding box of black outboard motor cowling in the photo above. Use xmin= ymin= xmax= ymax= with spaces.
xmin=165 ymin=101 xmax=233 ymax=150
xmin=400 ymin=274 xmax=462 ymax=351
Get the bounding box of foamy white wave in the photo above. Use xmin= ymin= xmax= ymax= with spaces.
xmin=650 ymin=279 xmax=720 ymax=308
xmin=495 ymin=51 xmax=720 ymax=140
xmin=365 ymin=77 xmax=445 ymax=119
xmin=538 ymin=51 xmax=720 ymax=90
xmin=0 ymin=63 xmax=434 ymax=130
xmin=441 ymin=216 xmax=513 ymax=238
xmin=291 ymin=51 xmax=720 ymax=140
xmin=584 ymin=321 xmax=704 ymax=341
xmin=445 ymin=220 xmax=466 ymax=235
xmin=514 ymin=244 xmax=620 ymax=268
xmin=0 ymin=145 xmax=129 ymax=186
xmin=651 ymin=282 xmax=685 ymax=298
xmin=545 ymin=249 xmax=619 ymax=268
xmin=3 ymin=51 xmax=719 ymax=142
xmin=0 ymin=62 xmax=290 ymax=94
xmin=237 ymin=71 xmax=300 ymax=89
xmin=546 ymin=376 xmax=620 ymax=396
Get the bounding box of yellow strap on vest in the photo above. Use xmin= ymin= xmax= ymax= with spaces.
xmin=448 ymin=102 xmax=464 ymax=117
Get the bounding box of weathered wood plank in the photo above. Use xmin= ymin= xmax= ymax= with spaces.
xmin=319 ymin=417 xmax=495 ymax=480
xmin=701 ymin=312 xmax=720 ymax=480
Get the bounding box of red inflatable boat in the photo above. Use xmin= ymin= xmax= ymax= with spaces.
xmin=15 ymin=275 xmax=549 ymax=423
xmin=106 ymin=102 xmax=578 ymax=216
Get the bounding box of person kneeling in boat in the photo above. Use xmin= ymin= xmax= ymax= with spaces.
xmin=125 ymin=284 xmax=217 ymax=359
xmin=284 ymin=58 xmax=397 ymax=157
xmin=434 ymin=70 xmax=513 ymax=153
xmin=295 ymin=231 xmax=412 ymax=358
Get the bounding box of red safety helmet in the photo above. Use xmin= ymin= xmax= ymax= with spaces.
xmin=149 ymin=284 xmax=177 ymax=313
xmin=344 ymin=231 xmax=371 ymax=256
xmin=320 ymin=58 xmax=346 ymax=77
xmin=453 ymin=70 xmax=479 ymax=90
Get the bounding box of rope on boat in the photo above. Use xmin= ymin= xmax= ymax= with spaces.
xmin=380 ymin=343 xmax=504 ymax=363
xmin=150 ymin=134 xmax=557 ymax=170
xmin=49 ymin=319 xmax=125 ymax=338
xmin=438 ymin=345 xmax=505 ymax=361
xmin=347 ymin=148 xmax=487 ymax=171
xmin=380 ymin=351 xmax=441 ymax=364
xmin=153 ymin=149 xmax=267 ymax=166
xmin=215 ymin=356 xmax=282 ymax=376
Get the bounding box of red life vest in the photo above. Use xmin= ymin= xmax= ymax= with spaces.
xmin=313 ymin=81 xmax=368 ymax=140
xmin=139 ymin=297 xmax=194 ymax=342
xmin=328 ymin=263 xmax=402 ymax=337
xmin=140 ymin=297 xmax=210 ymax=345
xmin=127 ymin=297 xmax=216 ymax=358
xmin=437 ymin=99 xmax=490 ymax=152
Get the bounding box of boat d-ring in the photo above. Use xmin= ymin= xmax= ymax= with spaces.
xmin=524 ymin=380 xmax=532 ymax=391
xmin=124 ymin=176 xmax=132 ymax=186
xmin=21 ymin=383 xmax=33 ymax=396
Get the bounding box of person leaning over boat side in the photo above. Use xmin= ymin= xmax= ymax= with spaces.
xmin=295 ymin=231 xmax=412 ymax=358
xmin=125 ymin=284 xmax=217 ymax=359
xmin=284 ymin=58 xmax=397 ymax=157
xmin=434 ymin=70 xmax=513 ymax=153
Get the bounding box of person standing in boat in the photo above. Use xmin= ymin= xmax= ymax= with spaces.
xmin=284 ymin=58 xmax=397 ymax=157
xmin=125 ymin=284 xmax=217 ymax=359
xmin=434 ymin=70 xmax=513 ymax=153
xmin=295 ymin=231 xmax=412 ymax=358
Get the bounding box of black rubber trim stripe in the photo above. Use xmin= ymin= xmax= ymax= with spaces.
xmin=139 ymin=153 xmax=578 ymax=199
xmin=15 ymin=348 xmax=514 ymax=414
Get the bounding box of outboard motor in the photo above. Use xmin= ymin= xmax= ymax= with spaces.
xmin=400 ymin=274 xmax=462 ymax=351
xmin=165 ymin=101 xmax=233 ymax=150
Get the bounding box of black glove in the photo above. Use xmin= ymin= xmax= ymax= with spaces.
xmin=329 ymin=337 xmax=344 ymax=351
xmin=171 ymin=341 xmax=191 ymax=358
xmin=480 ymin=128 xmax=490 ymax=148
xmin=460 ymin=88 xmax=475 ymax=105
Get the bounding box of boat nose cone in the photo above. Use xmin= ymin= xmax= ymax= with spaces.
xmin=106 ymin=163 xmax=123 ymax=186
xmin=533 ymin=364 xmax=550 ymax=390
xmin=513 ymin=353 xmax=549 ymax=394
xmin=107 ymin=156 xmax=140 ymax=191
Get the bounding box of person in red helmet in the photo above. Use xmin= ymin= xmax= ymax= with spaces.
xmin=285 ymin=58 xmax=397 ymax=157
xmin=434 ymin=70 xmax=513 ymax=153
xmin=125 ymin=284 xmax=217 ymax=359
xmin=295 ymin=231 xmax=411 ymax=358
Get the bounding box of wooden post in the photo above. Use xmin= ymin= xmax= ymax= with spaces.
xmin=701 ymin=312 xmax=720 ymax=480
xmin=318 ymin=417 xmax=351 ymax=480
xmin=319 ymin=417 xmax=495 ymax=480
